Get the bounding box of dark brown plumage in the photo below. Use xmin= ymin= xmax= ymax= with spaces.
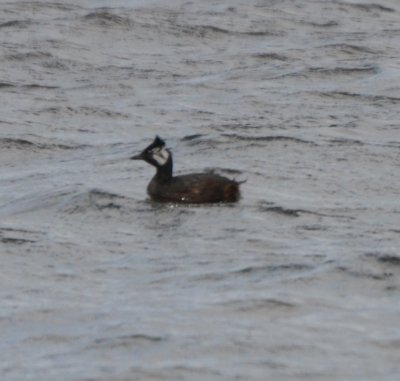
xmin=131 ymin=136 xmax=242 ymax=204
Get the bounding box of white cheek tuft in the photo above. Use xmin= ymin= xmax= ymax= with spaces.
xmin=152 ymin=147 xmax=170 ymax=166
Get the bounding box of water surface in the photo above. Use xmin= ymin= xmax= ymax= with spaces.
xmin=1 ymin=1 xmax=400 ymax=380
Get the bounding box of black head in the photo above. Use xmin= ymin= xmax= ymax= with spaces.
xmin=131 ymin=136 xmax=172 ymax=170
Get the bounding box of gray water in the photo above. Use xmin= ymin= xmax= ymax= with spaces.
xmin=1 ymin=1 xmax=400 ymax=380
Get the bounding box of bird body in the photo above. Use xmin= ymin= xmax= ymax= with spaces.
xmin=131 ymin=136 xmax=242 ymax=204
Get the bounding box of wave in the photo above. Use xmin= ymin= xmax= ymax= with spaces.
xmin=5 ymin=51 xmax=52 ymax=61
xmin=61 ymin=189 xmax=128 ymax=214
xmin=219 ymin=298 xmax=296 ymax=312
xmin=83 ymin=10 xmax=132 ymax=28
xmin=272 ymin=65 xmax=378 ymax=81
xmin=89 ymin=334 xmax=165 ymax=350
xmin=172 ymin=23 xmax=282 ymax=38
xmin=316 ymin=91 xmax=400 ymax=104
xmin=336 ymin=2 xmax=395 ymax=13
xmin=234 ymin=263 xmax=314 ymax=275
xmin=336 ymin=265 xmax=393 ymax=281
xmin=0 ymin=138 xmax=87 ymax=151
xmin=250 ymin=52 xmax=288 ymax=61
xmin=37 ymin=105 xmax=129 ymax=119
xmin=307 ymin=66 xmax=378 ymax=76
xmin=0 ymin=227 xmax=40 ymax=245
xmin=0 ymin=20 xmax=31 ymax=29
xmin=223 ymin=133 xmax=316 ymax=145
xmin=321 ymin=43 xmax=378 ymax=55
xmin=0 ymin=82 xmax=58 ymax=90
xmin=365 ymin=252 xmax=400 ymax=266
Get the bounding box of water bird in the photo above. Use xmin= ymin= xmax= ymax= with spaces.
xmin=131 ymin=136 xmax=242 ymax=203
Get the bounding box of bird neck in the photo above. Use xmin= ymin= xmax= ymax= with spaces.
xmin=155 ymin=156 xmax=173 ymax=181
